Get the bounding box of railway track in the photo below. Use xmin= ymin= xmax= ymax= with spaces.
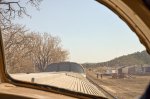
xmin=87 ymin=75 xmax=116 ymax=99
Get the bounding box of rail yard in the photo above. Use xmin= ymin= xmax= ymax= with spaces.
xmin=86 ymin=70 xmax=150 ymax=99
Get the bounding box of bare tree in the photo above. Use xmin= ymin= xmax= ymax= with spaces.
xmin=2 ymin=25 xmax=69 ymax=73
xmin=0 ymin=0 xmax=43 ymax=29
xmin=2 ymin=24 xmax=35 ymax=73
xmin=0 ymin=0 xmax=69 ymax=73
xmin=31 ymin=33 xmax=69 ymax=72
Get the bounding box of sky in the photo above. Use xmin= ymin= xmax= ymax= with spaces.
xmin=13 ymin=0 xmax=145 ymax=63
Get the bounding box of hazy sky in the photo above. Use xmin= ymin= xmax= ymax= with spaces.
xmin=13 ymin=0 xmax=145 ymax=63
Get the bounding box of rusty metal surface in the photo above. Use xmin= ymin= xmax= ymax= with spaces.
xmin=0 ymin=29 xmax=9 ymax=83
xmin=0 ymin=83 xmax=76 ymax=99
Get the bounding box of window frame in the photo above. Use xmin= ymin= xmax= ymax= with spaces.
xmin=0 ymin=0 xmax=150 ymax=98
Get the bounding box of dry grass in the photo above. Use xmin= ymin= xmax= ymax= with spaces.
xmin=87 ymin=71 xmax=150 ymax=99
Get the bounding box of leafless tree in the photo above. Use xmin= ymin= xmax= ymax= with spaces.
xmin=2 ymin=24 xmax=35 ymax=73
xmin=31 ymin=33 xmax=69 ymax=72
xmin=0 ymin=0 xmax=69 ymax=73
xmin=2 ymin=25 xmax=69 ymax=73
xmin=0 ymin=0 xmax=43 ymax=30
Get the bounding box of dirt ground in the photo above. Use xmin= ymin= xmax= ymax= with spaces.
xmin=87 ymin=71 xmax=150 ymax=99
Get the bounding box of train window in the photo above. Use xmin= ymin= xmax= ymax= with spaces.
xmin=1 ymin=0 xmax=150 ymax=98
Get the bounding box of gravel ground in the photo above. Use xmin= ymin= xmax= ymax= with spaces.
xmin=87 ymin=71 xmax=150 ymax=99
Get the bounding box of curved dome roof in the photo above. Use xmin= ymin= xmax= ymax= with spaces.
xmin=45 ymin=62 xmax=84 ymax=74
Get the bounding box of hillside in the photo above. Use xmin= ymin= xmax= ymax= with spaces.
xmin=83 ymin=50 xmax=150 ymax=68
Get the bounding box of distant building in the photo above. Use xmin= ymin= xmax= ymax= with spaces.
xmin=105 ymin=69 xmax=112 ymax=75
xmin=112 ymin=69 xmax=118 ymax=73
xmin=142 ymin=65 xmax=150 ymax=74
xmin=118 ymin=65 xmax=150 ymax=75
xmin=105 ymin=69 xmax=117 ymax=74
xmin=118 ymin=66 xmax=124 ymax=74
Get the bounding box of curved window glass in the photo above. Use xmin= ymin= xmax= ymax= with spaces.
xmin=1 ymin=0 xmax=149 ymax=98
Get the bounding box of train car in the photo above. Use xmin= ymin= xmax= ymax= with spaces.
xmin=11 ymin=62 xmax=106 ymax=97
